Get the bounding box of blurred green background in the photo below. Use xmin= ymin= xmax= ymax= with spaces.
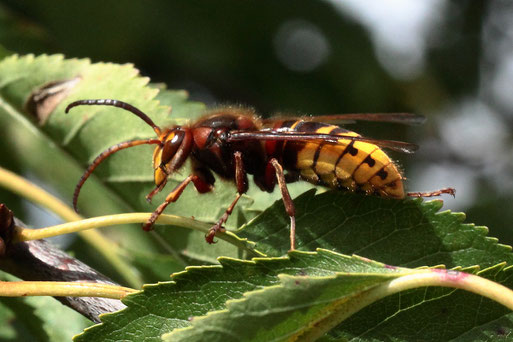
xmin=0 ymin=0 xmax=511 ymax=245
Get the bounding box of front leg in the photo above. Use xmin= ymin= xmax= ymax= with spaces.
xmin=205 ymin=151 xmax=247 ymax=243
xmin=143 ymin=174 xmax=213 ymax=231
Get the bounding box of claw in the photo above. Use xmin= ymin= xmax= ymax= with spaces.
xmin=205 ymin=229 xmax=218 ymax=244
xmin=142 ymin=222 xmax=154 ymax=232
xmin=205 ymin=223 xmax=226 ymax=244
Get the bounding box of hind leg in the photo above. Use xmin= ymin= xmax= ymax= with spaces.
xmin=269 ymin=158 xmax=296 ymax=251
xmin=407 ymin=187 xmax=455 ymax=198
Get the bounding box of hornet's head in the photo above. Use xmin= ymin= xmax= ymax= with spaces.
xmin=151 ymin=127 xmax=193 ymax=189
xmin=65 ymin=99 xmax=190 ymax=210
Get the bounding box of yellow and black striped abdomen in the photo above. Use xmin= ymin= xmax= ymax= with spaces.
xmin=281 ymin=121 xmax=405 ymax=199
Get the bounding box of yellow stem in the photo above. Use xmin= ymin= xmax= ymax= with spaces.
xmin=384 ymin=269 xmax=513 ymax=309
xmin=13 ymin=213 xmax=262 ymax=256
xmin=0 ymin=280 xmax=136 ymax=299
xmin=0 ymin=166 xmax=142 ymax=288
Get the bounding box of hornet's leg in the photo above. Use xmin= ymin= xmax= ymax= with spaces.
xmin=206 ymin=151 xmax=248 ymax=244
xmin=269 ymin=158 xmax=296 ymax=251
xmin=407 ymin=187 xmax=455 ymax=198
xmin=143 ymin=175 xmax=212 ymax=231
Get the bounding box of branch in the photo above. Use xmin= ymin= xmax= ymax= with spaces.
xmin=0 ymin=204 xmax=129 ymax=322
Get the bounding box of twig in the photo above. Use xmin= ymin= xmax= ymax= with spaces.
xmin=0 ymin=206 xmax=129 ymax=322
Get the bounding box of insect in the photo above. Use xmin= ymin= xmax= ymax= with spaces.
xmin=65 ymin=99 xmax=455 ymax=251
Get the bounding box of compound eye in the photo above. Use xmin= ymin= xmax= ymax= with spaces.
xmin=161 ymin=130 xmax=185 ymax=165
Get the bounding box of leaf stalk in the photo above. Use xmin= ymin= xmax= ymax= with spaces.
xmin=13 ymin=212 xmax=262 ymax=257
xmin=0 ymin=280 xmax=136 ymax=299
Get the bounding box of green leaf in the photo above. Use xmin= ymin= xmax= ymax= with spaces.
xmin=120 ymin=246 xmax=186 ymax=283
xmin=74 ymin=249 xmax=356 ymax=342
xmin=164 ymin=262 xmax=513 ymax=342
xmin=74 ymin=249 xmax=513 ymax=342
xmin=237 ymin=190 xmax=513 ymax=268
xmin=162 ymin=257 xmax=402 ymax=342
